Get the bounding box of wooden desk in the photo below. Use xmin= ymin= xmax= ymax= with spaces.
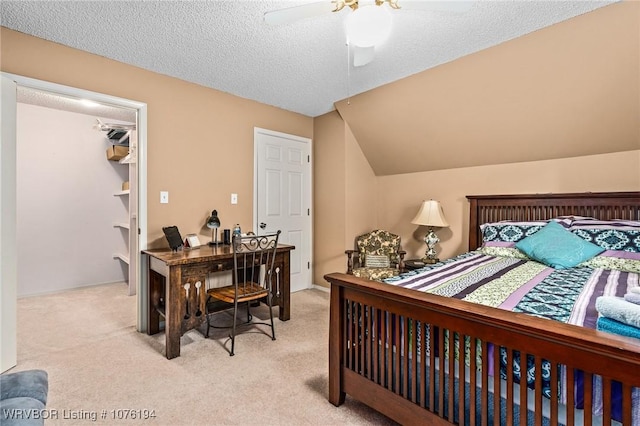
xmin=143 ymin=244 xmax=294 ymax=359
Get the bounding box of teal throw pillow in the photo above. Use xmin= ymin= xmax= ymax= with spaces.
xmin=515 ymin=221 xmax=604 ymax=269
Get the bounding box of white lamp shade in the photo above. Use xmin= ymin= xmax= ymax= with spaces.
xmin=346 ymin=4 xmax=392 ymax=47
xmin=411 ymin=200 xmax=449 ymax=228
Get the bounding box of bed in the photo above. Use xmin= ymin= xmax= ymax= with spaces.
xmin=325 ymin=192 xmax=640 ymax=425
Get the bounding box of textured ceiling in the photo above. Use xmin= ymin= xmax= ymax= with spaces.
xmin=1 ymin=0 xmax=617 ymax=118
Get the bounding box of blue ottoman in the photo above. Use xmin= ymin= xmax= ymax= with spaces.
xmin=0 ymin=369 xmax=48 ymax=426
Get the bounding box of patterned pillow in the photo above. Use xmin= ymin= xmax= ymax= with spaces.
xmin=569 ymin=218 xmax=640 ymax=253
xmin=364 ymin=254 xmax=391 ymax=268
xmin=579 ymin=255 xmax=640 ymax=274
xmin=515 ymin=221 xmax=604 ymax=269
xmin=480 ymin=219 xmax=572 ymax=246
xmin=479 ymin=246 xmax=530 ymax=260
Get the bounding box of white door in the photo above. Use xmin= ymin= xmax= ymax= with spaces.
xmin=254 ymin=128 xmax=312 ymax=293
xmin=0 ymin=75 xmax=18 ymax=372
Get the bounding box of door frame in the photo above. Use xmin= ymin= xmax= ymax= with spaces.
xmin=253 ymin=127 xmax=313 ymax=291
xmin=1 ymin=72 xmax=148 ymax=332
xmin=1 ymin=75 xmax=18 ymax=372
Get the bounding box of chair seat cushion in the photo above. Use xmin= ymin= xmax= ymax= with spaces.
xmin=353 ymin=267 xmax=399 ymax=281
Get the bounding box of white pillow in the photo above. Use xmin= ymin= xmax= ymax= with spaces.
xmin=365 ymin=254 xmax=390 ymax=268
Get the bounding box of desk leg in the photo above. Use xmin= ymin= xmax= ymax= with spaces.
xmin=147 ymin=268 xmax=163 ymax=335
xmin=165 ymin=265 xmax=182 ymax=359
xmin=278 ymin=251 xmax=290 ymax=321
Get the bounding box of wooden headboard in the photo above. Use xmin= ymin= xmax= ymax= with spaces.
xmin=466 ymin=191 xmax=640 ymax=251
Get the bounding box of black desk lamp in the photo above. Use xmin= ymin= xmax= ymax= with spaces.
xmin=207 ymin=210 xmax=221 ymax=246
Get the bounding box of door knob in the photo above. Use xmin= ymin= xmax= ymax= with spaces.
xmin=260 ymin=222 xmax=267 ymax=229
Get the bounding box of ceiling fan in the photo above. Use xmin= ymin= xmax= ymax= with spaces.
xmin=264 ymin=0 xmax=474 ymax=67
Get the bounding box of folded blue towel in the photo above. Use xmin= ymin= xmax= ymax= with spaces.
xmin=630 ymin=287 xmax=640 ymax=295
xmin=596 ymin=316 xmax=640 ymax=340
xmin=625 ymin=292 xmax=640 ymax=305
xmin=595 ymin=296 xmax=640 ymax=328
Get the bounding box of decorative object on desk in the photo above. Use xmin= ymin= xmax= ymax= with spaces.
xmin=162 ymin=226 xmax=184 ymax=251
xmin=185 ymin=234 xmax=201 ymax=248
xmin=195 ymin=281 xmax=203 ymax=317
xmin=183 ymin=283 xmax=191 ymax=320
xmin=411 ymin=199 xmax=449 ymax=264
xmin=223 ymin=229 xmax=231 ymax=245
xmin=207 ymin=210 xmax=221 ymax=246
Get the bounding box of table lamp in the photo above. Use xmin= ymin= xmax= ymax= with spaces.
xmin=207 ymin=210 xmax=221 ymax=246
xmin=411 ymin=200 xmax=449 ymax=264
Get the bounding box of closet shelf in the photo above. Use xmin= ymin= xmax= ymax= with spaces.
xmin=113 ymin=253 xmax=130 ymax=264
xmin=96 ymin=120 xmax=135 ymax=145
xmin=98 ymin=119 xmax=136 ymax=296
xmin=119 ymin=153 xmax=135 ymax=164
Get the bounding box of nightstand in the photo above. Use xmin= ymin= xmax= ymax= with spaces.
xmin=403 ymin=259 xmax=432 ymax=271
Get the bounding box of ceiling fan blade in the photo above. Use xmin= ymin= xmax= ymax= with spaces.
xmin=399 ymin=0 xmax=474 ymax=13
xmin=353 ymin=45 xmax=375 ymax=67
xmin=264 ymin=1 xmax=336 ymax=26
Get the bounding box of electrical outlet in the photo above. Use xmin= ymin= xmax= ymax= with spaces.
xmin=160 ymin=191 xmax=169 ymax=204
xmin=231 ymin=193 xmax=238 ymax=205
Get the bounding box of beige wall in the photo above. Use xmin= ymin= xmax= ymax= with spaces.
xmin=312 ymin=115 xmax=379 ymax=287
xmin=313 ymin=111 xmax=347 ymax=286
xmin=345 ymin=123 xmax=377 ymax=245
xmin=1 ymin=28 xmax=313 ymax=248
xmin=378 ymin=150 xmax=640 ymax=262
xmin=313 ymin=145 xmax=640 ymax=289
xmin=335 ymin=1 xmax=640 ymax=176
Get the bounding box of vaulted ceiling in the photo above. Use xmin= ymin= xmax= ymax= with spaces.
xmin=334 ymin=1 xmax=639 ymax=175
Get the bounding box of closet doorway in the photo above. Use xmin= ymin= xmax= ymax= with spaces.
xmin=1 ymin=73 xmax=148 ymax=371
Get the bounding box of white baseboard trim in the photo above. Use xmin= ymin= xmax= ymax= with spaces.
xmin=18 ymin=280 xmax=127 ymax=299
xmin=311 ymin=284 xmax=330 ymax=293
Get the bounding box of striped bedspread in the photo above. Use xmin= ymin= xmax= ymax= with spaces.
xmin=385 ymin=251 xmax=638 ymax=325
xmin=383 ymin=250 xmax=640 ymax=422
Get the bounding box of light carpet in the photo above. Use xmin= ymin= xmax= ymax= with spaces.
xmin=14 ymin=283 xmax=397 ymax=425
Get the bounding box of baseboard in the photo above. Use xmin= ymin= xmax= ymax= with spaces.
xmin=311 ymin=284 xmax=330 ymax=293
xmin=17 ymin=280 xmax=127 ymax=299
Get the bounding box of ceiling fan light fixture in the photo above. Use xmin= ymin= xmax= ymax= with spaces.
xmin=345 ymin=4 xmax=392 ymax=47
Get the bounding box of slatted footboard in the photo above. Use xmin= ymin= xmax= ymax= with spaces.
xmin=326 ymin=273 xmax=640 ymax=425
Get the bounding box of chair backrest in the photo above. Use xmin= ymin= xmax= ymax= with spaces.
xmin=356 ymin=229 xmax=401 ymax=264
xmin=232 ymin=231 xmax=281 ymax=297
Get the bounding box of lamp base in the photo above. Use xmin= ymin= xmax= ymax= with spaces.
xmin=208 ymin=229 xmax=221 ymax=247
xmin=422 ymin=228 xmax=440 ymax=265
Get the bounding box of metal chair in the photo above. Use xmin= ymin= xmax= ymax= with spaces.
xmin=205 ymin=231 xmax=280 ymax=356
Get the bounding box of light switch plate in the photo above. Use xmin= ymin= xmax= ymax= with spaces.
xmin=231 ymin=193 xmax=238 ymax=204
xmin=160 ymin=191 xmax=169 ymax=204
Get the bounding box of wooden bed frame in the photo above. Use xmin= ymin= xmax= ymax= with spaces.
xmin=325 ymin=192 xmax=640 ymax=425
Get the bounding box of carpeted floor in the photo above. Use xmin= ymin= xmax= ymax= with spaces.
xmin=14 ymin=283 xmax=397 ymax=425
